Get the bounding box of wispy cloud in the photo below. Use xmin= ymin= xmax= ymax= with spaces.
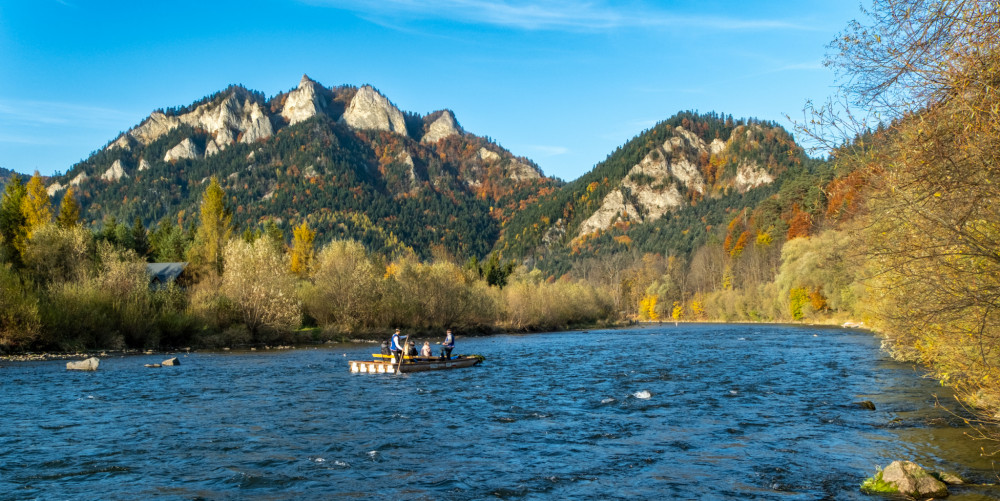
xmin=528 ymin=144 xmax=570 ymax=156
xmin=303 ymin=0 xmax=816 ymax=32
xmin=0 ymin=99 xmax=136 ymax=128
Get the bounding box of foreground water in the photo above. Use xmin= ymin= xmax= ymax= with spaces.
xmin=2 ymin=324 xmax=999 ymax=500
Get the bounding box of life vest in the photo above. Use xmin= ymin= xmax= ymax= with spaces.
xmin=390 ymin=333 xmax=402 ymax=351
xmin=443 ymin=333 xmax=454 ymax=348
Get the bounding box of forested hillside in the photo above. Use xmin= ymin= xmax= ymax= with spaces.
xmin=46 ymin=77 xmax=559 ymax=261
xmin=496 ymin=112 xmax=828 ymax=276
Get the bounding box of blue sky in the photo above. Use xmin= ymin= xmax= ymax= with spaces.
xmin=0 ymin=1 xmax=860 ymax=181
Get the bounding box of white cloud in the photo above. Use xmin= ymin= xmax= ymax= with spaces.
xmin=304 ymin=0 xmax=816 ymax=32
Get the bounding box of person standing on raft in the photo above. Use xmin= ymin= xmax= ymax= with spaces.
xmin=390 ymin=328 xmax=404 ymax=363
xmin=441 ymin=329 xmax=455 ymax=359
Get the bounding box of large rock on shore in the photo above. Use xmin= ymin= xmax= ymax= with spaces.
xmin=881 ymin=460 xmax=949 ymax=498
xmin=66 ymin=357 xmax=99 ymax=371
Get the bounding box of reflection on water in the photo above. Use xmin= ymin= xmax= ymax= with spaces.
xmin=1 ymin=324 xmax=999 ymax=500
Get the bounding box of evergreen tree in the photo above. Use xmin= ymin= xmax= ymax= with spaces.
xmin=0 ymin=177 xmax=28 ymax=267
xmin=131 ymin=217 xmax=150 ymax=260
xmin=56 ymin=186 xmax=80 ymax=228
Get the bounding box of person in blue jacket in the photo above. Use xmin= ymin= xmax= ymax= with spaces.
xmin=441 ymin=329 xmax=455 ymax=359
xmin=390 ymin=328 xmax=404 ymax=362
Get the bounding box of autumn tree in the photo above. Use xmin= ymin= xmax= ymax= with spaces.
xmin=810 ymin=0 xmax=1000 ymax=440
xmin=301 ymin=239 xmax=383 ymax=330
xmin=189 ymin=177 xmax=232 ymax=276
xmin=289 ymin=221 xmax=315 ymax=277
xmin=220 ymin=238 xmax=300 ymax=339
xmin=56 ymin=186 xmax=80 ymax=228
xmin=21 ymin=172 xmax=52 ymax=238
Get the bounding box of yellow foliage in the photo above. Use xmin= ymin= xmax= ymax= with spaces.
xmin=671 ymin=301 xmax=683 ymax=321
xmin=21 ymin=172 xmax=52 ymax=238
xmin=290 ymin=221 xmax=316 ymax=277
xmin=640 ymin=294 xmax=659 ymax=321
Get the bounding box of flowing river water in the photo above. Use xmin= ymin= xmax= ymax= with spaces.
xmin=2 ymin=324 xmax=1000 ymax=500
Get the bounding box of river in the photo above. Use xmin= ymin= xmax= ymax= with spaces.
xmin=2 ymin=324 xmax=999 ymax=500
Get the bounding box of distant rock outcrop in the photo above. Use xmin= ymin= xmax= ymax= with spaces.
xmin=46 ymin=181 xmax=64 ymax=197
xmin=421 ymin=110 xmax=462 ymax=143
xmin=137 ymin=158 xmax=151 ymax=172
xmin=66 ymin=357 xmax=99 ymax=371
xmin=101 ymin=159 xmax=128 ymax=182
xmin=70 ymin=172 xmax=88 ymax=187
xmin=164 ymin=138 xmax=201 ymax=162
xmin=281 ymin=74 xmax=327 ymax=126
xmin=341 ymin=85 xmax=406 ymax=133
xmin=575 ymin=124 xmax=778 ymax=237
xmin=479 ymin=147 xmax=501 ymax=162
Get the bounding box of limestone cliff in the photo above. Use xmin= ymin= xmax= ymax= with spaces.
xmin=576 ymin=124 xmax=775 ymax=237
xmin=164 ymin=138 xmax=201 ymax=162
xmin=101 ymin=159 xmax=128 ymax=182
xmin=340 ymin=85 xmax=407 ymax=133
xmin=421 ymin=110 xmax=462 ymax=143
xmin=108 ymin=88 xmax=272 ymax=152
xmin=281 ymin=74 xmax=327 ymax=126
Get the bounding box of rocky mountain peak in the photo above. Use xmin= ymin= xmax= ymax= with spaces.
xmin=340 ymin=85 xmax=407 ymax=133
xmin=281 ymin=75 xmax=326 ymax=126
xmin=421 ymin=110 xmax=463 ymax=143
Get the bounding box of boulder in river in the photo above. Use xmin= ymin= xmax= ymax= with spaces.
xmin=880 ymin=460 xmax=948 ymax=498
xmin=854 ymin=400 xmax=876 ymax=410
xmin=66 ymin=357 xmax=99 ymax=371
xmin=161 ymin=357 xmax=180 ymax=366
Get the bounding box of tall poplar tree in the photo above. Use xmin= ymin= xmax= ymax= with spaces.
xmin=190 ymin=177 xmax=232 ymax=276
xmin=290 ymin=221 xmax=315 ymax=277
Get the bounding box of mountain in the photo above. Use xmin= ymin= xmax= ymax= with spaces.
xmin=46 ymin=76 xmax=559 ymax=259
xmin=0 ymin=167 xmax=28 ymax=187
xmin=494 ymin=111 xmax=827 ymax=275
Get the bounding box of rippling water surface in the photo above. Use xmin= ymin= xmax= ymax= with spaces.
xmin=3 ymin=324 xmax=999 ymax=500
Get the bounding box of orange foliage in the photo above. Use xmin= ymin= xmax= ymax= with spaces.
xmin=786 ymin=204 xmax=812 ymax=240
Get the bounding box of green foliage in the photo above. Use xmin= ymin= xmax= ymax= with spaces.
xmin=0 ymin=264 xmax=40 ymax=352
xmin=0 ymin=176 xmax=28 ymax=267
xmin=788 ymin=287 xmax=809 ymax=321
xmin=859 ymin=469 xmax=898 ymax=495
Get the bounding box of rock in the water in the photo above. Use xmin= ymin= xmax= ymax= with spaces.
xmin=855 ymin=400 xmax=876 ymax=410
xmin=161 ymin=357 xmax=180 ymax=366
xmin=144 ymin=364 xmax=162 ymax=368
xmin=937 ymin=471 xmax=964 ymax=485
xmin=881 ymin=460 xmax=949 ymax=498
xmin=66 ymin=357 xmax=99 ymax=371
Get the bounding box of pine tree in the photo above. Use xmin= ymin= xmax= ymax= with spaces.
xmin=290 ymin=221 xmax=315 ymax=277
xmin=20 ymin=172 xmax=52 ymax=238
xmin=56 ymin=186 xmax=80 ymax=228
xmin=131 ymin=217 xmax=150 ymax=260
xmin=0 ymin=177 xmax=28 ymax=267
